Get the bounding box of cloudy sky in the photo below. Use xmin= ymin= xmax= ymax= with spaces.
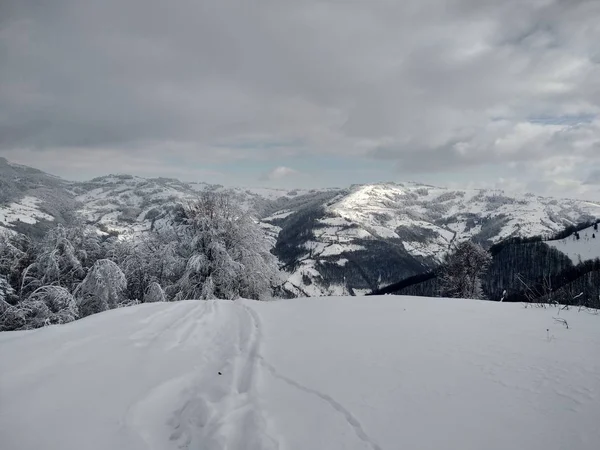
xmin=1 ymin=0 xmax=600 ymax=199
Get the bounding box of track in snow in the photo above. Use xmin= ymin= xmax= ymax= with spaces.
xmin=124 ymin=301 xmax=279 ymax=450
xmin=259 ymin=357 xmax=382 ymax=450
xmin=2 ymin=296 xmax=600 ymax=450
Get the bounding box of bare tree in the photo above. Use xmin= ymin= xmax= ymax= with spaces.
xmin=439 ymin=241 xmax=492 ymax=299
xmin=516 ymin=271 xmax=558 ymax=308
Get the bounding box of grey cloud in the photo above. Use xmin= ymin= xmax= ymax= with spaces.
xmin=585 ymin=170 xmax=600 ymax=185
xmin=369 ymin=119 xmax=600 ymax=174
xmin=1 ymin=0 xmax=600 ymax=191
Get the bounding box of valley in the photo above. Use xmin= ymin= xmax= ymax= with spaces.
xmin=2 ymin=157 xmax=600 ymax=297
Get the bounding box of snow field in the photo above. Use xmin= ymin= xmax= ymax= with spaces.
xmin=547 ymin=225 xmax=600 ymax=264
xmin=0 ymin=196 xmax=54 ymax=226
xmin=1 ymin=296 xmax=599 ymax=450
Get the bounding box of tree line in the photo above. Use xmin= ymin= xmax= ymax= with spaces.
xmin=374 ymin=228 xmax=600 ymax=308
xmin=0 ymin=192 xmax=280 ymax=331
xmin=371 ymin=241 xmax=492 ymax=300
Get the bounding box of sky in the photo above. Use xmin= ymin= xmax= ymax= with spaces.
xmin=1 ymin=0 xmax=600 ymax=200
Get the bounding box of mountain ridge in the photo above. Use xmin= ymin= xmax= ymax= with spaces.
xmin=2 ymin=157 xmax=600 ymax=296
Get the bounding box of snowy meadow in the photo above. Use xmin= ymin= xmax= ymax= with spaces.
xmin=1 ymin=296 xmax=599 ymax=450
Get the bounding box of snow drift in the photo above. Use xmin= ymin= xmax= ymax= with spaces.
xmin=1 ymin=296 xmax=599 ymax=450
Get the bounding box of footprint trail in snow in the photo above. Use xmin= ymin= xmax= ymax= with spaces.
xmin=1 ymin=296 xmax=599 ymax=450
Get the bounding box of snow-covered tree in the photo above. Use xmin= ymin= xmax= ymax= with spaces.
xmin=75 ymin=259 xmax=127 ymax=317
xmin=0 ymin=285 xmax=78 ymax=331
xmin=64 ymin=225 xmax=104 ymax=267
xmin=32 ymin=285 xmax=78 ymax=321
xmin=171 ymin=192 xmax=280 ymax=300
xmin=33 ymin=225 xmax=85 ymax=288
xmin=439 ymin=241 xmax=492 ymax=299
xmin=144 ymin=281 xmax=166 ymax=303
xmin=108 ymin=232 xmax=182 ymax=301
xmin=25 ymin=286 xmax=78 ymax=327
xmin=0 ymin=231 xmax=33 ymax=299
xmin=0 ymin=275 xmax=16 ymax=329
xmin=19 ymin=225 xmax=104 ymax=297
xmin=0 ymin=275 xmax=14 ymax=304
xmin=200 ymin=275 xmax=215 ymax=299
xmin=0 ymin=304 xmax=27 ymax=331
xmin=108 ymin=238 xmax=151 ymax=301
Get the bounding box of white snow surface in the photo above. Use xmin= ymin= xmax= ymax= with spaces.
xmin=1 ymin=296 xmax=599 ymax=450
xmin=546 ymin=225 xmax=600 ymax=264
xmin=0 ymin=196 xmax=54 ymax=226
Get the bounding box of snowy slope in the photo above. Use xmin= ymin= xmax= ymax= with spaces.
xmin=1 ymin=296 xmax=599 ymax=450
xmin=0 ymin=157 xmax=75 ymax=233
xmin=72 ymin=175 xmax=308 ymax=236
xmin=73 ymin=175 xmax=199 ymax=236
xmin=0 ymin=196 xmax=54 ymax=227
xmin=327 ymin=183 xmax=600 ymax=258
xmin=547 ymin=225 xmax=600 ymax=264
xmin=270 ymin=183 xmax=600 ymax=295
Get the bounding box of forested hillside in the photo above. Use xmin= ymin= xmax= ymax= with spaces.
xmin=377 ymin=224 xmax=600 ymax=308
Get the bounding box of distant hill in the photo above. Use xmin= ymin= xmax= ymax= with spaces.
xmin=2 ymin=158 xmax=600 ymax=296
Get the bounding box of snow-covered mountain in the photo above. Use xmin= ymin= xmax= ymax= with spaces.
xmin=2 ymin=296 xmax=599 ymax=450
xmin=265 ymin=183 xmax=600 ymax=296
xmin=2 ymin=157 xmax=600 ymax=296
xmin=71 ymin=174 xmax=320 ymax=236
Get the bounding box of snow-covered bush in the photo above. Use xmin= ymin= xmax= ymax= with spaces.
xmin=75 ymin=259 xmax=127 ymax=317
xmin=27 ymin=286 xmax=79 ymax=324
xmin=144 ymin=282 xmax=166 ymax=303
xmin=1 ymin=286 xmax=79 ymax=331
xmin=18 ymin=300 xmax=52 ymax=329
xmin=0 ymin=304 xmax=27 ymax=331
xmin=117 ymin=298 xmax=140 ymax=308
